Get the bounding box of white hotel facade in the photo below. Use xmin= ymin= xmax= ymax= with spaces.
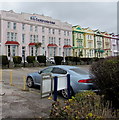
xmin=0 ymin=10 xmax=72 ymax=60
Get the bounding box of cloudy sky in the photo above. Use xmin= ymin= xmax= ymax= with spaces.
xmin=0 ymin=1 xmax=117 ymax=34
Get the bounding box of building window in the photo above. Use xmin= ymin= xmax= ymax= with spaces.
xmin=12 ymin=46 xmax=16 ymax=56
xmin=51 ymin=37 xmax=53 ymax=44
xmin=35 ymin=26 xmax=37 ymax=32
xmin=13 ymin=23 xmax=16 ymax=30
xmin=49 ymin=28 xmax=51 ymax=33
xmin=33 ymin=35 xmax=35 ymax=42
xmin=42 ymin=27 xmax=45 ymax=33
xmin=11 ymin=32 xmax=14 ymax=41
xmin=14 ymin=33 xmax=17 ymax=41
xmin=22 ymin=34 xmax=25 ymax=43
xmin=30 ymin=25 xmax=33 ymax=31
xmin=7 ymin=32 xmax=10 ymax=41
xmin=59 ymin=30 xmax=61 ymax=35
xmin=88 ymin=42 xmax=92 ymax=48
xmin=7 ymin=22 xmax=11 ymax=29
xmin=59 ymin=38 xmax=61 ymax=46
xmin=52 ymin=29 xmax=55 ymax=34
xmin=22 ymin=24 xmax=25 ymax=30
xmin=36 ymin=35 xmax=38 ymax=42
xmin=42 ymin=36 xmax=45 ymax=45
xmin=30 ymin=35 xmax=32 ymax=42
xmin=64 ymin=31 xmax=66 ymax=36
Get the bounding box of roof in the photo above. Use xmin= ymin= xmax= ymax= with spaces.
xmin=50 ymin=65 xmax=78 ymax=70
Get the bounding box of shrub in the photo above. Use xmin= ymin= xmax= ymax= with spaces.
xmin=50 ymin=91 xmax=118 ymax=119
xmin=26 ymin=56 xmax=35 ymax=63
xmin=37 ymin=55 xmax=46 ymax=63
xmin=0 ymin=55 xmax=9 ymax=66
xmin=65 ymin=56 xmax=73 ymax=62
xmin=90 ymin=56 xmax=119 ymax=109
xmin=80 ymin=58 xmax=93 ymax=64
xmin=13 ymin=56 xmax=22 ymax=64
xmin=54 ymin=56 xmax=63 ymax=65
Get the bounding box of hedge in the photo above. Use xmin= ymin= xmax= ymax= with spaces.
xmin=13 ymin=56 xmax=22 ymax=64
xmin=37 ymin=55 xmax=46 ymax=63
xmin=90 ymin=56 xmax=119 ymax=109
xmin=0 ymin=55 xmax=9 ymax=66
xmin=54 ymin=56 xmax=63 ymax=65
xmin=26 ymin=56 xmax=35 ymax=63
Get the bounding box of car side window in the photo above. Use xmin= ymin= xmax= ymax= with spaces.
xmin=52 ymin=68 xmax=67 ymax=74
xmin=41 ymin=67 xmax=53 ymax=74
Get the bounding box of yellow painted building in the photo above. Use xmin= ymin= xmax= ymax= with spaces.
xmin=101 ymin=32 xmax=111 ymax=57
xmin=72 ymin=25 xmax=111 ymax=58
xmin=82 ymin=27 xmax=95 ymax=58
xmin=72 ymin=25 xmax=85 ymax=57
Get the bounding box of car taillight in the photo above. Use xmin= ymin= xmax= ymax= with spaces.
xmin=78 ymin=79 xmax=92 ymax=83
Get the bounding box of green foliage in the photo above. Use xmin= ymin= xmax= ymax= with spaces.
xmin=65 ymin=56 xmax=73 ymax=62
xmin=0 ymin=55 xmax=9 ymax=65
xmin=50 ymin=91 xmax=118 ymax=119
xmin=37 ymin=55 xmax=46 ymax=63
xmin=54 ymin=56 xmax=63 ymax=65
xmin=90 ymin=56 xmax=119 ymax=109
xmin=13 ymin=56 xmax=22 ymax=64
xmin=26 ymin=56 xmax=35 ymax=63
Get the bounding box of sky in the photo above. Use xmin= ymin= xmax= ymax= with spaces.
xmin=0 ymin=1 xmax=118 ymax=34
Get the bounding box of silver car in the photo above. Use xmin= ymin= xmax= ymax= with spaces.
xmin=26 ymin=65 xmax=97 ymax=98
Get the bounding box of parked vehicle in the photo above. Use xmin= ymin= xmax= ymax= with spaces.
xmin=26 ymin=65 xmax=97 ymax=98
xmin=46 ymin=57 xmax=55 ymax=64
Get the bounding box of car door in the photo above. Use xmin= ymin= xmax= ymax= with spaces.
xmin=35 ymin=67 xmax=53 ymax=84
xmin=52 ymin=67 xmax=67 ymax=90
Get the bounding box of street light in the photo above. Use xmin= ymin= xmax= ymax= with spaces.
xmin=75 ymin=51 xmax=77 ymax=65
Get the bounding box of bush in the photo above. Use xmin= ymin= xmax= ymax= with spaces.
xmin=54 ymin=56 xmax=63 ymax=65
xmin=50 ymin=91 xmax=118 ymax=119
xmin=26 ymin=56 xmax=35 ymax=63
xmin=80 ymin=58 xmax=93 ymax=64
xmin=65 ymin=56 xmax=73 ymax=62
xmin=37 ymin=55 xmax=46 ymax=63
xmin=0 ymin=55 xmax=9 ymax=66
xmin=13 ymin=56 xmax=22 ymax=64
xmin=90 ymin=56 xmax=119 ymax=109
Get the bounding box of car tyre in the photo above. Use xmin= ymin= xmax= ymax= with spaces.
xmin=27 ymin=77 xmax=34 ymax=88
xmin=61 ymin=87 xmax=74 ymax=99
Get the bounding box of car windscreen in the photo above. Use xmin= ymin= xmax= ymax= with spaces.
xmin=70 ymin=68 xmax=89 ymax=75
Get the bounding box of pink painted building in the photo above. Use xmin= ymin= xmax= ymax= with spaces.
xmin=110 ymin=33 xmax=119 ymax=56
xmin=0 ymin=10 xmax=72 ymax=60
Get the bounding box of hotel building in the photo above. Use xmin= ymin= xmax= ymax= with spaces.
xmin=0 ymin=10 xmax=72 ymax=60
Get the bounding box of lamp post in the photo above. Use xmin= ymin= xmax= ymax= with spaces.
xmin=45 ymin=51 xmax=46 ymax=66
xmin=63 ymin=51 xmax=65 ymax=64
xmin=23 ymin=50 xmax=25 ymax=67
xmin=75 ymin=51 xmax=77 ymax=65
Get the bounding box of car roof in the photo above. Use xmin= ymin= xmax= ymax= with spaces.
xmin=50 ymin=65 xmax=79 ymax=70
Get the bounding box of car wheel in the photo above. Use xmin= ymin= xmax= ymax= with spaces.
xmin=61 ymin=87 xmax=74 ymax=99
xmin=27 ymin=77 xmax=34 ymax=88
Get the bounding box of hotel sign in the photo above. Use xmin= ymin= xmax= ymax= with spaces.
xmin=30 ymin=16 xmax=55 ymax=24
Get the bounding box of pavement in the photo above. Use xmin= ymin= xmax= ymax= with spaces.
xmin=1 ymin=82 xmax=54 ymax=119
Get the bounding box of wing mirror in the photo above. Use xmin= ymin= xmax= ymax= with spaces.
xmin=38 ymin=70 xmax=42 ymax=74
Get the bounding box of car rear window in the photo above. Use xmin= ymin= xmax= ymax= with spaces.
xmin=70 ymin=68 xmax=89 ymax=75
